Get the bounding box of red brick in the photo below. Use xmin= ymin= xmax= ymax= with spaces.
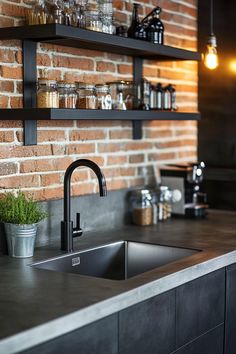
xmin=0 ymin=66 xmax=22 ymax=79
xmin=129 ymin=154 xmax=145 ymax=164
xmin=53 ymin=56 xmax=94 ymax=71
xmin=107 ymin=156 xmax=127 ymax=165
xmin=70 ymin=130 xmax=106 ymax=141
xmin=96 ymin=61 xmax=116 ymax=72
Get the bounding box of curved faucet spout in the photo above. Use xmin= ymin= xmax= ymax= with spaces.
xmin=61 ymin=159 xmax=107 ymax=252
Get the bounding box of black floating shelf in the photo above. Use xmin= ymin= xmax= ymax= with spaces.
xmin=0 ymin=109 xmax=201 ymax=121
xmin=0 ymin=24 xmax=201 ymax=61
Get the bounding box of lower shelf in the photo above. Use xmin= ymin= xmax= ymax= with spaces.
xmin=0 ymin=109 xmax=200 ymax=145
xmin=0 ymin=108 xmax=200 ymax=121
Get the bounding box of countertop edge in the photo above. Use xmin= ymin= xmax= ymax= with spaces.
xmin=1 ymin=250 xmax=236 ymax=354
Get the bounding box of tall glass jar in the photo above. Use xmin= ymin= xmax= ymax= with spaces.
xmin=130 ymin=189 xmax=154 ymax=226
xmin=98 ymin=0 xmax=113 ymax=34
xmin=95 ymin=84 xmax=112 ymax=109
xmin=58 ymin=81 xmax=78 ymax=108
xmin=76 ymin=83 xmax=96 ymax=109
xmin=85 ymin=9 xmax=102 ymax=32
xmin=37 ymin=78 xmax=59 ymax=108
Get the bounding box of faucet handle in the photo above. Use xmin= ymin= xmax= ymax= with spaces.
xmin=73 ymin=212 xmax=83 ymax=238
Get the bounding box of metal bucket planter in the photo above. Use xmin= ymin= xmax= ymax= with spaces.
xmin=4 ymin=223 xmax=38 ymax=258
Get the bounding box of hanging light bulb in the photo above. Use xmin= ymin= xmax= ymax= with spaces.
xmin=204 ymin=0 xmax=219 ymax=70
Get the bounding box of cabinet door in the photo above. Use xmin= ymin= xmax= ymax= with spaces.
xmin=174 ymin=324 xmax=224 ymax=354
xmin=119 ymin=290 xmax=175 ymax=354
xmin=225 ymin=263 xmax=236 ymax=354
xmin=21 ymin=314 xmax=118 ymax=354
xmin=176 ymin=268 xmax=225 ymax=347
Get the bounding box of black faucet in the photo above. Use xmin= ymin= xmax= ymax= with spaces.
xmin=61 ymin=159 xmax=107 ymax=252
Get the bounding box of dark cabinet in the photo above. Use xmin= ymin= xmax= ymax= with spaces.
xmin=21 ymin=314 xmax=118 ymax=354
xmin=173 ymin=324 xmax=224 ymax=354
xmin=176 ymin=268 xmax=225 ymax=348
xmin=225 ymin=263 xmax=236 ymax=354
xmin=119 ymin=290 xmax=175 ymax=354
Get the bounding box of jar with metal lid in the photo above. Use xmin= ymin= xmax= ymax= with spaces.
xmin=76 ymin=83 xmax=96 ymax=109
xmin=130 ymin=189 xmax=154 ymax=226
xmin=157 ymin=186 xmax=172 ymax=221
xmin=58 ymin=81 xmax=77 ymax=109
xmin=37 ymin=78 xmax=59 ymax=108
xmin=95 ymin=84 xmax=112 ymax=110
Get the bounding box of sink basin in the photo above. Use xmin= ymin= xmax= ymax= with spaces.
xmin=32 ymin=241 xmax=199 ymax=280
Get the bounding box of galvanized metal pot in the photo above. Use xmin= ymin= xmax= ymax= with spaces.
xmin=4 ymin=223 xmax=38 ymax=258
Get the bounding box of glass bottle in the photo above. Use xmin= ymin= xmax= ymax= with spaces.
xmin=163 ymin=85 xmax=171 ymax=111
xmin=146 ymin=7 xmax=164 ymax=44
xmin=156 ymin=83 xmax=164 ymax=110
xmin=98 ymin=0 xmax=113 ymax=34
xmin=150 ymin=85 xmax=156 ymax=109
xmin=168 ymin=84 xmax=177 ymax=111
xmin=138 ymin=78 xmax=151 ymax=110
xmin=127 ymin=3 xmax=140 ymax=38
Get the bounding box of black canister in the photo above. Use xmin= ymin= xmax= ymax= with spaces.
xmin=146 ymin=7 xmax=164 ymax=44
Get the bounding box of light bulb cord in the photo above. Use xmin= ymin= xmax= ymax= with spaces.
xmin=210 ymin=0 xmax=214 ymax=35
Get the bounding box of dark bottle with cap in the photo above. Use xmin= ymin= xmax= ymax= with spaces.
xmin=156 ymin=83 xmax=164 ymax=110
xmin=128 ymin=3 xmax=140 ymax=38
xmin=146 ymin=6 xmax=164 ymax=44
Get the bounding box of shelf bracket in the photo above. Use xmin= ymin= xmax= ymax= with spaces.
xmin=132 ymin=57 xmax=143 ymax=139
xmin=23 ymin=40 xmax=37 ymax=146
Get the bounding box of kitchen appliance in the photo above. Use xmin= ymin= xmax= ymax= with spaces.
xmin=160 ymin=162 xmax=208 ymax=218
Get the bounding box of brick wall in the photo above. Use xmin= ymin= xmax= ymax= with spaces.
xmin=0 ymin=0 xmax=198 ymax=201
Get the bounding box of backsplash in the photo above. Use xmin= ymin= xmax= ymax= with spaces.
xmin=0 ymin=0 xmax=197 ymax=201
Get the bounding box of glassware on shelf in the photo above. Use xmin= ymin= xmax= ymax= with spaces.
xmin=156 ymin=83 xmax=164 ymax=110
xmin=24 ymin=0 xmax=47 ymax=25
xmin=98 ymin=0 xmax=113 ymax=34
xmin=76 ymin=83 xmax=96 ymax=109
xmin=107 ymin=81 xmax=136 ymax=110
xmin=58 ymin=81 xmax=78 ymax=108
xmin=37 ymin=78 xmax=59 ymax=108
xmin=45 ymin=0 xmax=66 ymax=24
xmin=138 ymin=78 xmax=151 ymax=110
xmin=95 ymin=84 xmax=112 ymax=110
xmin=85 ymin=3 xmax=103 ymax=32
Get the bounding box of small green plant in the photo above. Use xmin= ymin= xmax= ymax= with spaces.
xmin=0 ymin=192 xmax=48 ymax=225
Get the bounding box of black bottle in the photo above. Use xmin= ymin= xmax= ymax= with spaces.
xmin=128 ymin=3 xmax=140 ymax=38
xmin=146 ymin=7 xmax=164 ymax=44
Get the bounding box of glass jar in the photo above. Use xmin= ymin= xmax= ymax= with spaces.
xmin=76 ymin=83 xmax=96 ymax=109
xmin=130 ymin=189 xmax=154 ymax=226
xmin=45 ymin=0 xmax=65 ymax=24
xmin=85 ymin=10 xmax=102 ymax=32
xmin=58 ymin=81 xmax=78 ymax=108
xmin=157 ymin=186 xmax=172 ymax=221
xmin=95 ymin=84 xmax=112 ymax=110
xmin=98 ymin=0 xmax=113 ymax=34
xmin=37 ymin=78 xmax=59 ymax=108
xmin=24 ymin=0 xmax=47 ymax=25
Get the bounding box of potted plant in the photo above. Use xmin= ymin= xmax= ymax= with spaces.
xmin=0 ymin=191 xmax=48 ymax=258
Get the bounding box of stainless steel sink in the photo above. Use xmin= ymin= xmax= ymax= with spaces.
xmin=32 ymin=241 xmax=199 ymax=280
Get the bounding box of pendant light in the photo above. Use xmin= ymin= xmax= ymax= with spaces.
xmin=204 ymin=0 xmax=219 ymax=70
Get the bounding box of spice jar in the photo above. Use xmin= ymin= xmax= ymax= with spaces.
xmin=95 ymin=84 xmax=112 ymax=110
xmin=37 ymin=78 xmax=59 ymax=108
xmin=58 ymin=81 xmax=77 ymax=109
xmin=76 ymin=83 xmax=96 ymax=109
xmin=157 ymin=186 xmax=172 ymax=221
xmin=130 ymin=189 xmax=154 ymax=226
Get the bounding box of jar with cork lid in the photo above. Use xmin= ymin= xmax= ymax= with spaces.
xmin=130 ymin=188 xmax=155 ymax=226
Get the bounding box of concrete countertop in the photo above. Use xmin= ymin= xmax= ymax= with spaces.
xmin=1 ymin=209 xmax=236 ymax=354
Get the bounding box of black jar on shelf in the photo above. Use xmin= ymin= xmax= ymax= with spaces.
xmin=146 ymin=6 xmax=164 ymax=44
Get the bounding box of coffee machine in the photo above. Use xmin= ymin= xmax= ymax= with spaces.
xmin=160 ymin=162 xmax=208 ymax=218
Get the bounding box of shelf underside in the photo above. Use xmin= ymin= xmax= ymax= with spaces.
xmin=0 ymin=109 xmax=200 ymax=121
xmin=0 ymin=24 xmax=201 ymax=61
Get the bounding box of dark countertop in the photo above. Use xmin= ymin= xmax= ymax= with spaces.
xmin=1 ymin=210 xmax=236 ymax=354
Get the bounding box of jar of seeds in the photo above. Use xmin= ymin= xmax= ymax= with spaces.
xmin=130 ymin=188 xmax=154 ymax=226
xmin=76 ymin=83 xmax=96 ymax=109
xmin=58 ymin=81 xmax=77 ymax=109
xmin=37 ymin=78 xmax=59 ymax=108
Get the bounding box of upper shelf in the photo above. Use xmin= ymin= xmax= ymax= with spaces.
xmin=0 ymin=24 xmax=201 ymax=61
